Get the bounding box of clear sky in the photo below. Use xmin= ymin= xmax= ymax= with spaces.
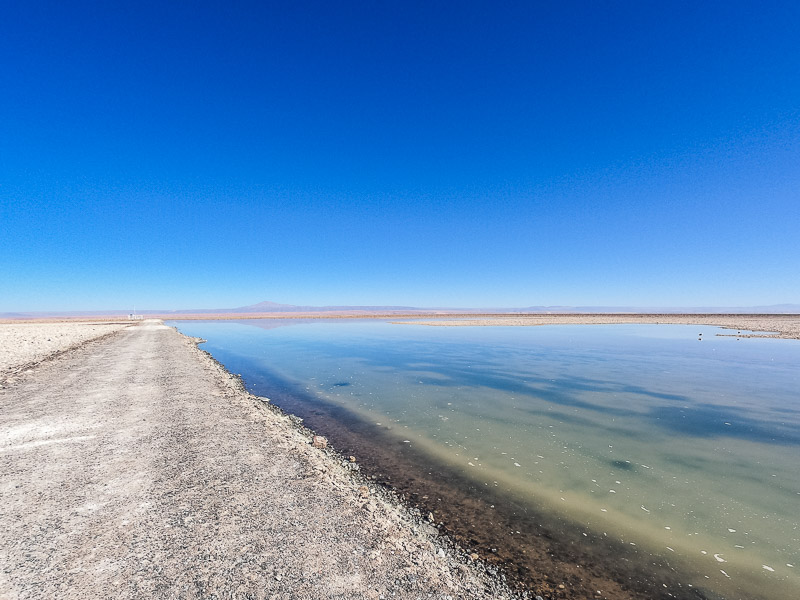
xmin=1 ymin=1 xmax=798 ymax=311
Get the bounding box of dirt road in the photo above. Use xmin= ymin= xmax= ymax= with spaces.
xmin=0 ymin=321 xmax=516 ymax=599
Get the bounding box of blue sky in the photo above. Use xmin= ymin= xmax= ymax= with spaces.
xmin=1 ymin=1 xmax=798 ymax=311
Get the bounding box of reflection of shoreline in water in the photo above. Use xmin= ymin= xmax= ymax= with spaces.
xmin=244 ymin=366 xmax=710 ymax=600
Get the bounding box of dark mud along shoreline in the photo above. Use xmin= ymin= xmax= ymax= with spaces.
xmin=240 ymin=365 xmax=711 ymax=600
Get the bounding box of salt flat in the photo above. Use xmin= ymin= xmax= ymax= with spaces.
xmin=0 ymin=321 xmax=130 ymax=378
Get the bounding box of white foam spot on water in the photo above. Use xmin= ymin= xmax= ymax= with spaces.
xmin=763 ymin=565 xmax=775 ymax=572
xmin=714 ymin=554 xmax=726 ymax=563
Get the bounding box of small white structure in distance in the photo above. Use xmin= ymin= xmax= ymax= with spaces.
xmin=128 ymin=307 xmax=144 ymax=321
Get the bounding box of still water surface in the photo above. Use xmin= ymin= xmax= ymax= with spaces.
xmin=169 ymin=320 xmax=800 ymax=599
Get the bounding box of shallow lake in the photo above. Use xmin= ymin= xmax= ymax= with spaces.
xmin=169 ymin=319 xmax=800 ymax=600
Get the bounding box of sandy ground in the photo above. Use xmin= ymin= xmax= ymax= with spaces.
xmin=0 ymin=320 xmax=520 ymax=600
xmin=395 ymin=314 xmax=800 ymax=339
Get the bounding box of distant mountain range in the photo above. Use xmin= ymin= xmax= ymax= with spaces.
xmin=3 ymin=301 xmax=800 ymax=319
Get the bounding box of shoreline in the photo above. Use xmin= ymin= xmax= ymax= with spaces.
xmin=243 ymin=365 xmax=697 ymax=600
xmin=390 ymin=313 xmax=800 ymax=340
xmin=181 ymin=330 xmax=526 ymax=596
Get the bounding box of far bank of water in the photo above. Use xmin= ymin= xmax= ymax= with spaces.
xmin=169 ymin=320 xmax=800 ymax=600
